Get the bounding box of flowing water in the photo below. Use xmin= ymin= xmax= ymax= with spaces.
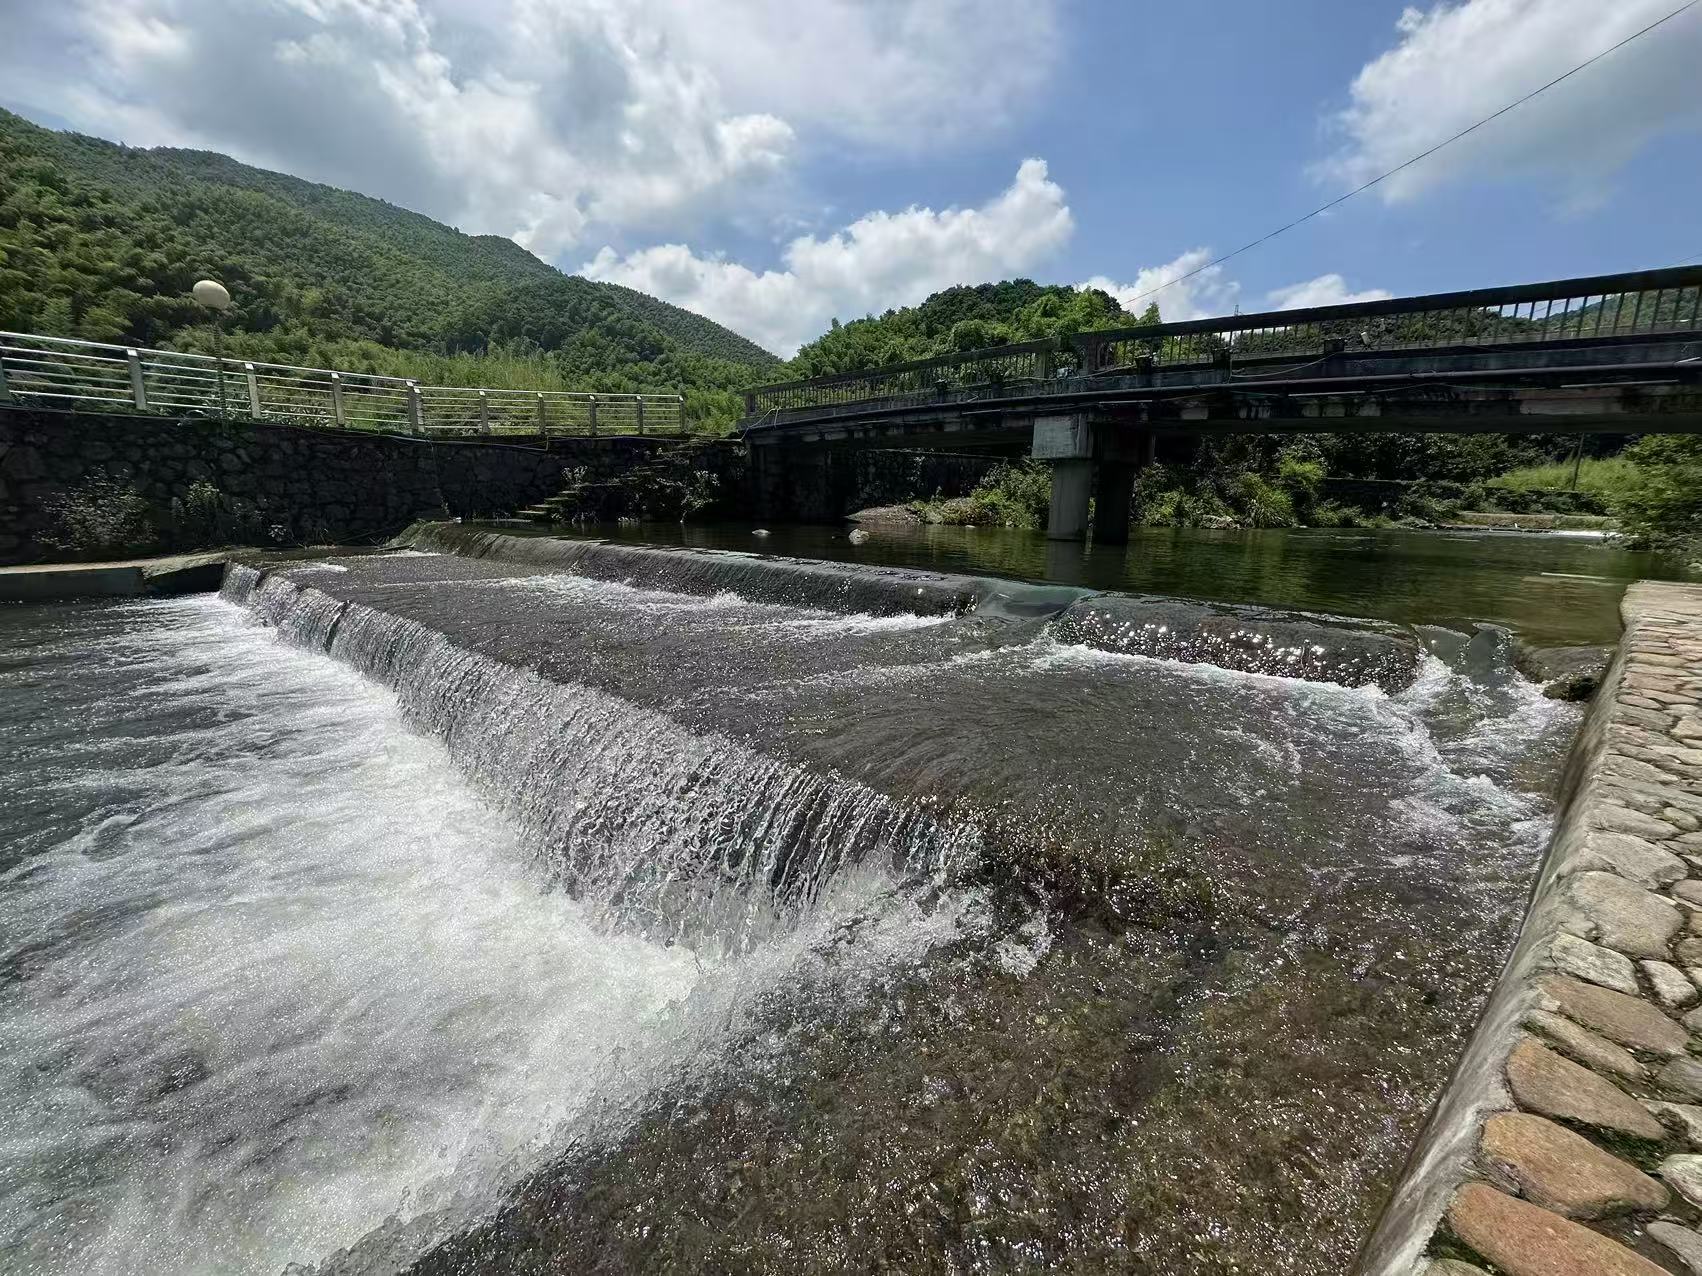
xmin=554 ymin=519 xmax=1692 ymax=646
xmin=1 ymin=524 xmax=1673 ymax=1274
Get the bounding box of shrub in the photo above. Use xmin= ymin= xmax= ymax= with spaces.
xmin=1609 ymin=436 xmax=1702 ymax=554
xmin=1308 ymin=500 xmax=1377 ymax=528
xmin=1394 ymin=479 xmax=1465 ymax=525
xmin=1491 ymin=455 xmax=1636 ymax=497
xmin=1276 ymin=456 xmax=1324 ymax=521
xmin=917 ymin=461 xmax=1053 ymax=528
xmin=1232 ymin=472 xmax=1297 ymax=528
xmin=40 ymin=470 xmax=158 ymax=558
xmin=1138 ymin=485 xmax=1235 ymax=528
xmin=168 ymin=478 xmax=226 ymax=545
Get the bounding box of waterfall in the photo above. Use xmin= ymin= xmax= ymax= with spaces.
xmin=235 ymin=570 xmax=984 ymax=954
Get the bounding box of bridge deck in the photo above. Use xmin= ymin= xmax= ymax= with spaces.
xmin=743 ymin=266 xmax=1702 ymax=445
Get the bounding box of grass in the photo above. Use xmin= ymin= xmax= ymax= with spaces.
xmin=1489 ymin=456 xmax=1637 ymax=497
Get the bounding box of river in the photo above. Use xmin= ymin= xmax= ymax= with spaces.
xmin=0 ymin=525 xmax=1692 ymax=1274
xmin=564 ymin=520 xmax=1690 ymax=646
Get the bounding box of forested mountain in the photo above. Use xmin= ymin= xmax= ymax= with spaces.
xmin=0 ymin=109 xmax=778 ymax=428
xmin=786 ymin=281 xmax=1156 ymax=378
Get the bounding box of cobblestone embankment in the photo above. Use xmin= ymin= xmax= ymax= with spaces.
xmin=1359 ymin=581 xmax=1702 ymax=1276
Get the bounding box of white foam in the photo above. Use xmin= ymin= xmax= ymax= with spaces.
xmin=502 ymin=571 xmax=951 ymax=636
xmin=0 ymin=598 xmax=977 ymax=1275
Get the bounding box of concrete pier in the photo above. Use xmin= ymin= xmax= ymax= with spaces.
xmin=1031 ymin=414 xmax=1095 ymax=542
xmin=1031 ymin=415 xmax=1149 ymax=543
xmin=1092 ymin=461 xmax=1137 ymax=545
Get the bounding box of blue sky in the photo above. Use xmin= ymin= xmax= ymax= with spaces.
xmin=4 ymin=0 xmax=1700 ymax=354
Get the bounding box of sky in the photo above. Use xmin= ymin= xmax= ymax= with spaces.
xmin=3 ymin=0 xmax=1700 ymax=357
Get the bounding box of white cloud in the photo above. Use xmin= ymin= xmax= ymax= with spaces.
xmin=643 ymin=0 xmax=1061 ymax=149
xmin=1 ymin=0 xmax=1060 ymax=259
xmin=1264 ymin=274 xmax=1393 ymax=310
xmin=1320 ymin=0 xmax=1702 ymax=202
xmin=582 ymin=159 xmax=1075 ymax=356
xmin=1080 ymin=249 xmax=1240 ymax=323
xmin=1083 ymin=255 xmax=1388 ymax=321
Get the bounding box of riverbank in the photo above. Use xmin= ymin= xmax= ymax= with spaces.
xmin=1360 ymin=581 xmax=1702 ymax=1275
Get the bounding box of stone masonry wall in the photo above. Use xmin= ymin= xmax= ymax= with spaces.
xmin=0 ymin=408 xmax=745 ymax=564
xmin=1357 ymin=581 xmax=1702 ymax=1276
xmin=753 ymin=444 xmax=1002 ymax=523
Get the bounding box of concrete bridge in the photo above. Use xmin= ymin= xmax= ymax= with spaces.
xmin=741 ymin=266 xmax=1702 ymax=540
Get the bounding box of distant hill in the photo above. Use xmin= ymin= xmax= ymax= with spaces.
xmin=0 ymin=109 xmax=779 ymax=429
xmin=784 ymin=280 xmax=1154 ymax=379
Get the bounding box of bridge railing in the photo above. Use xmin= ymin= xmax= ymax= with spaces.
xmin=746 ymin=265 xmax=1702 ymax=422
xmin=0 ymin=331 xmax=686 ymax=437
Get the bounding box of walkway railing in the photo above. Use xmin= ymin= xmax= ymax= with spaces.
xmin=0 ymin=332 xmax=685 ymax=437
xmin=746 ymin=265 xmax=1702 ymax=422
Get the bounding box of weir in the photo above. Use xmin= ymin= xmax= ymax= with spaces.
xmin=215 ymin=530 xmax=1568 ymax=1270
xmin=3 ymin=525 xmax=1639 ymax=1274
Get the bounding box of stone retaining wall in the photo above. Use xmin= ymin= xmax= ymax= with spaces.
xmin=752 ymin=444 xmax=1003 ymax=522
xmin=1357 ymin=581 xmax=1702 ymax=1276
xmin=0 ymin=407 xmax=744 ymax=564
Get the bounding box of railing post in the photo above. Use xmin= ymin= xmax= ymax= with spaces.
xmin=743 ymin=391 xmax=756 ymax=416
xmin=127 ymin=348 xmax=148 ymax=410
xmin=407 ymin=382 xmax=424 ymax=433
xmin=0 ymin=350 xmax=11 ymax=403
xmin=588 ymin=395 xmax=598 ymax=436
xmin=330 ymin=371 xmax=347 ymax=427
xmin=478 ymin=389 xmax=491 ymax=435
xmin=636 ymin=396 xmax=645 ymax=435
xmin=244 ymin=362 xmax=261 ymax=418
xmin=536 ymin=392 xmax=548 ymax=435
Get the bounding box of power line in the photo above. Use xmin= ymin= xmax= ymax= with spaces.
xmin=1123 ymin=0 xmax=1701 ymax=309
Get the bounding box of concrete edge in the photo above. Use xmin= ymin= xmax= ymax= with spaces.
xmin=0 ymin=551 xmax=232 ymax=602
xmin=1355 ymin=580 xmax=1702 ymax=1276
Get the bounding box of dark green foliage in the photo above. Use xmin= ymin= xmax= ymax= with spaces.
xmin=786 ymin=281 xmax=1135 ymax=377
xmin=40 ymin=470 xmax=157 ymax=556
xmin=914 ymin=460 xmax=1053 ymax=528
xmin=1609 ymin=434 xmax=1702 ymax=554
xmin=0 ymin=109 xmax=777 ymax=432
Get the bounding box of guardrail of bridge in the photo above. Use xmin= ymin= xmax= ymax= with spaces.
xmin=0 ymin=331 xmax=686 ymax=438
xmin=745 ymin=265 xmax=1702 ymax=422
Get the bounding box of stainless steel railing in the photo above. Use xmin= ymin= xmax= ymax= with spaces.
xmin=0 ymin=331 xmax=685 ymax=436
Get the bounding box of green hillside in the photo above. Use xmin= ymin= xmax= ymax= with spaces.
xmin=784 ymin=280 xmax=1153 ymax=378
xmin=0 ymin=109 xmax=779 ymax=430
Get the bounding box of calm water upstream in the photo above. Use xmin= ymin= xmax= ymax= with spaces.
xmin=550 ymin=520 xmax=1695 ymax=647
xmin=1 ymin=524 xmax=1683 ymax=1274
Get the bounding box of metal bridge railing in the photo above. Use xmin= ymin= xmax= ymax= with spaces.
xmin=746 ymin=265 xmax=1702 ymax=422
xmin=0 ymin=331 xmax=686 ymax=437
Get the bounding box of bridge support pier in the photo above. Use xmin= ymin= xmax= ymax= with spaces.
xmin=1047 ymin=459 xmax=1094 ymax=540
xmin=1032 ymin=414 xmax=1094 ymax=541
xmin=1092 ymin=462 xmax=1137 ymax=546
xmin=1031 ymin=414 xmax=1150 ymax=543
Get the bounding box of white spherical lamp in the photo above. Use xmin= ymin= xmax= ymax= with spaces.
xmin=192 ymin=279 xmax=232 ymax=311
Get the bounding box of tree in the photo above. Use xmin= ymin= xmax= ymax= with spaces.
xmin=1610 ymin=435 xmax=1702 ymax=554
